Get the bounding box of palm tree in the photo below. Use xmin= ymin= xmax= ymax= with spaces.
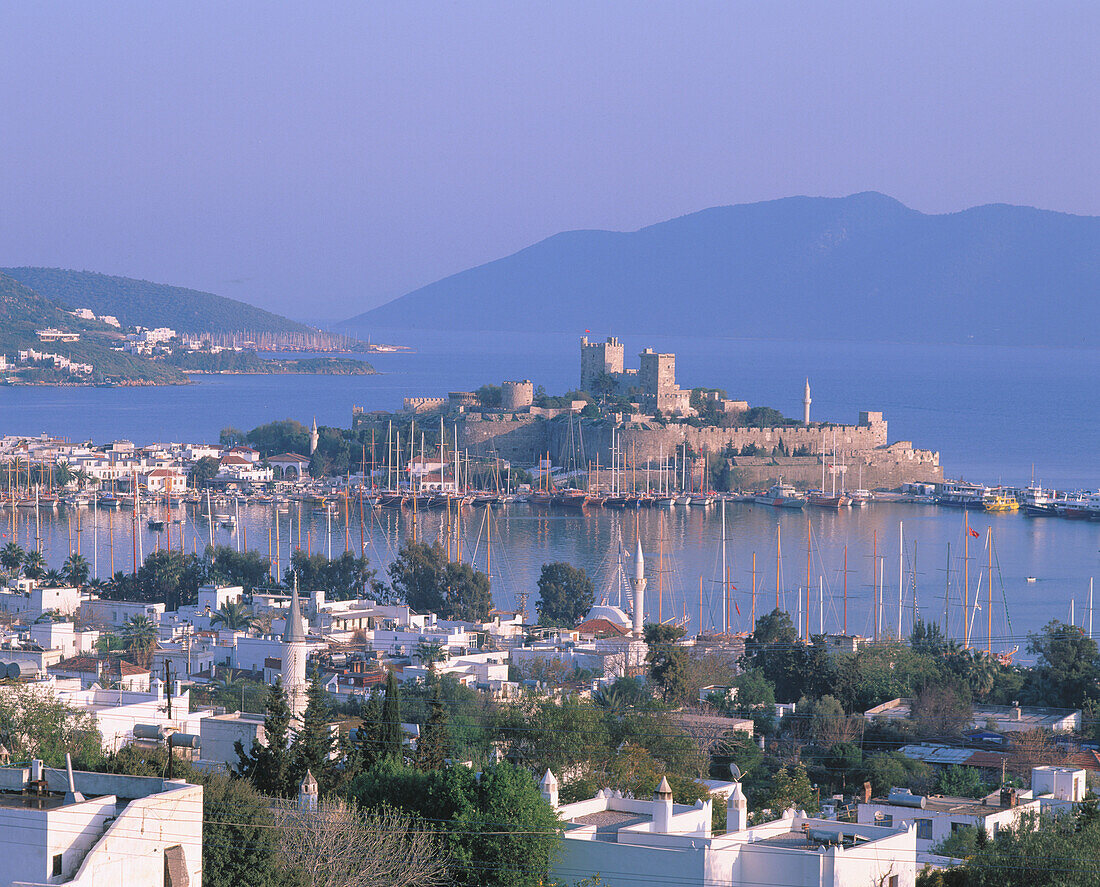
xmin=415 ymin=641 xmax=446 ymax=668
xmin=62 ymin=553 xmax=90 ymax=587
xmin=53 ymin=461 xmax=73 ymax=490
xmin=0 ymin=542 xmax=24 ymax=575
xmin=122 ymin=614 xmax=158 ymax=668
xmin=71 ymin=468 xmax=94 ymax=491
xmin=22 ymin=551 xmax=47 ymax=581
xmin=41 ymin=569 xmax=66 ymax=588
xmin=210 ymin=601 xmax=256 ymax=631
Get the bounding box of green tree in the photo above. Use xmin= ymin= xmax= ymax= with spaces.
xmin=388 ymin=542 xmax=448 ymax=614
xmin=211 ymin=545 xmax=273 ymax=592
xmin=711 ymin=669 xmax=777 ymax=734
xmin=0 ymin=682 xmax=103 ymax=768
xmin=285 ymin=549 xmax=380 ymax=601
xmin=416 ymin=682 xmax=450 ymax=771
xmin=741 ymin=609 xmax=821 ymax=703
xmin=122 ymin=614 xmax=158 ymax=667
xmin=644 ymin=623 xmax=690 ymax=703
xmin=1022 ymin=620 xmax=1100 ymax=710
xmin=380 ymin=669 xmax=404 ymax=761
xmin=936 ymin=765 xmax=990 ymax=799
xmin=476 ymin=384 xmax=502 ymax=409
xmin=22 ymin=550 xmax=46 ymax=580
xmin=536 ymin=562 xmax=595 ymax=628
xmin=203 ymin=770 xmax=297 ymax=887
xmin=768 ymin=763 xmax=819 ymax=814
xmin=62 ymin=553 xmax=90 ymax=586
xmin=860 ymin=751 xmax=934 ymax=797
xmin=236 ymin=678 xmax=296 ymax=797
xmin=452 ymin=762 xmax=562 ymax=887
xmin=441 ymin=560 xmax=492 ymax=622
xmin=292 ymin=668 xmax=337 ymax=791
xmin=219 ymin=426 xmax=248 ymax=447
xmin=210 ymin=601 xmax=255 ymax=631
xmin=1 ymin=542 xmax=25 ymax=575
xmin=189 ymin=455 xmax=221 ymax=490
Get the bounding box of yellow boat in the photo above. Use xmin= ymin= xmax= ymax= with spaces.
xmin=983 ymin=494 xmax=1019 ymax=513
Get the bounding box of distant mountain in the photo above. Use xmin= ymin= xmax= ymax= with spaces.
xmin=0 ymin=272 xmax=187 ymax=383
xmin=342 ymin=193 xmax=1100 ymax=346
xmin=2 ymin=268 xmax=313 ymax=335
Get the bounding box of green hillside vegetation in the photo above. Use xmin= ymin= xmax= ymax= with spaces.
xmin=0 ymin=273 xmax=187 ymax=384
xmin=167 ymin=350 xmax=374 ymax=375
xmin=2 ymin=267 xmax=314 ymax=335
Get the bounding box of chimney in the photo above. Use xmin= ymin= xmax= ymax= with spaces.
xmin=540 ymin=769 xmax=559 ymax=809
xmin=653 ymin=776 xmax=674 ymax=834
xmin=726 ymin=780 xmax=748 ymax=833
xmin=1000 ymin=787 xmax=1017 ymax=808
xmin=861 ymin=781 xmax=873 ymax=805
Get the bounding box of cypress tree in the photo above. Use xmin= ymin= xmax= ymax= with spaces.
xmin=380 ymin=668 xmax=403 ymax=760
xmin=415 ymin=681 xmax=449 ymax=770
xmin=292 ymin=667 xmax=335 ymax=790
xmin=235 ymin=678 xmax=295 ymax=796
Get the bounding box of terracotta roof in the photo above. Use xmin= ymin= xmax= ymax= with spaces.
xmin=220 ymin=455 xmax=253 ymax=465
xmin=577 ymin=618 xmax=629 ymax=637
xmin=269 ymin=453 xmax=311 ymax=463
xmin=1067 ymin=750 xmax=1100 ymax=772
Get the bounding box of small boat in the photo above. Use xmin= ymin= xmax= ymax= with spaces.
xmin=1026 ymin=577 xmax=1038 ymax=583
xmin=689 ymin=494 xmax=715 ymax=507
xmin=754 ymin=480 xmax=806 ymax=509
xmin=983 ymin=493 xmax=1019 ymax=513
xmin=674 ymin=494 xmax=692 ymax=506
xmin=652 ymin=495 xmax=676 ymax=507
xmin=935 ymin=482 xmax=987 ymax=509
xmin=555 ymin=490 xmax=592 ymax=508
xmin=147 ymin=518 xmax=165 ymax=531
xmin=807 ymin=492 xmax=849 ymax=509
xmin=602 ymin=495 xmax=629 ymax=509
xmin=527 ymin=491 xmax=553 ymax=507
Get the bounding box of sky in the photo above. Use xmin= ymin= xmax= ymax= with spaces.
xmin=1 ymin=2 xmax=1097 ymax=321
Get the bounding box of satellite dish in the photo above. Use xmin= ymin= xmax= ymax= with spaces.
xmin=729 ymin=763 xmax=742 ymax=782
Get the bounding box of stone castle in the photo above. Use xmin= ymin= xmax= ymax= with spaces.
xmin=357 ymin=335 xmax=943 ymax=490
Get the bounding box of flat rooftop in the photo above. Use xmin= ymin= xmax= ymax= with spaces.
xmin=571 ymin=810 xmax=652 ymax=841
xmin=872 ymin=795 xmax=1010 ymax=816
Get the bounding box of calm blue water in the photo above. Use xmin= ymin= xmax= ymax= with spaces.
xmin=2 ymin=330 xmax=1098 ymax=656
xmin=2 ymin=330 xmax=1097 ymax=490
xmin=9 ymin=497 xmax=1098 ymax=661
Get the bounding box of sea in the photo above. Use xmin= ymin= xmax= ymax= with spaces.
xmin=2 ymin=329 xmax=1098 ymax=656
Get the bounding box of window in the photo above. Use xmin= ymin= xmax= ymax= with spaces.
xmin=52 ymin=854 xmax=63 ymax=877
xmin=887 ymin=877 xmax=899 ymax=887
xmin=916 ymin=819 xmax=932 ymax=841
xmin=951 ymin=821 xmax=968 ymax=833
xmin=879 ymin=814 xmax=893 ymax=827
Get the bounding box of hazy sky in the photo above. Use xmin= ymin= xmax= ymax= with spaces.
xmin=1 ymin=2 xmax=1096 ymax=320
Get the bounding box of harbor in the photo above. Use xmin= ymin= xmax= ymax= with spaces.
xmin=5 ymin=490 xmax=1098 ymax=659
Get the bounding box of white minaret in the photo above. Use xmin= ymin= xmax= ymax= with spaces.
xmin=309 ymin=418 xmax=319 ymax=455
xmin=630 ymin=537 xmax=647 ymax=636
xmin=282 ymin=583 xmax=309 ymax=720
xmin=802 ymin=378 xmax=812 ymax=425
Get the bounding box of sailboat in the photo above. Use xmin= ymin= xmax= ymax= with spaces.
xmin=807 ymin=430 xmax=849 ymax=508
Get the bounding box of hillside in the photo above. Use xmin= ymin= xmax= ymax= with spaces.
xmin=0 ymin=273 xmax=187 ymax=384
xmin=1 ymin=267 xmax=314 ymax=336
xmin=342 ymin=193 xmax=1100 ymax=346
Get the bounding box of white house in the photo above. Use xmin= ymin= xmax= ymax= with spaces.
xmin=0 ymin=584 xmax=83 ymax=618
xmin=26 ymin=621 xmax=100 ymax=659
xmin=0 ymin=759 xmax=202 ymax=886
xmin=855 ymin=767 xmax=1087 ymax=862
xmin=548 ymin=773 xmax=916 ymax=887
xmin=143 ymin=467 xmax=188 ymax=494
xmin=80 ymin=599 xmax=165 ymax=629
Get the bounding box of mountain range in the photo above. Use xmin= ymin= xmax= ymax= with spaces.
xmin=341 ymin=192 xmax=1100 ymax=346
xmin=2 ymin=268 xmax=312 ymax=335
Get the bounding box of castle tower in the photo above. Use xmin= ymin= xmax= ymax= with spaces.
xmin=630 ymin=537 xmax=647 ymax=636
xmin=282 ymin=584 xmax=309 ymax=720
xmin=309 ymin=418 xmax=319 ymax=455
xmin=802 ymin=378 xmax=812 ymax=425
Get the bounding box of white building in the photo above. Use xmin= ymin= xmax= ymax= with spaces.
xmin=144 ymin=467 xmax=188 ymax=493
xmin=282 ymin=586 xmax=309 ymax=720
xmin=856 ymin=767 xmax=1087 ymax=861
xmin=80 ymin=599 xmax=165 ymax=629
xmin=26 ymin=621 xmax=100 ymax=659
xmin=548 ymin=773 xmax=916 ymax=887
xmin=0 ymin=584 xmax=84 ymax=619
xmin=0 ymin=759 xmax=202 ymax=886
